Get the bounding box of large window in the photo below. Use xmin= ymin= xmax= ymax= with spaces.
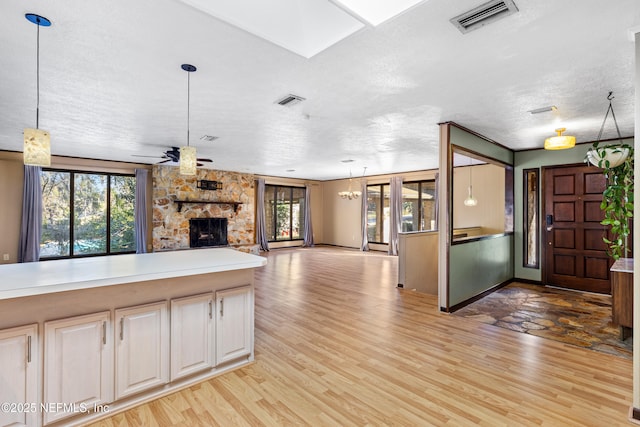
xmin=265 ymin=185 xmax=305 ymax=242
xmin=41 ymin=170 xmax=136 ymax=258
xmin=367 ymin=184 xmax=390 ymax=243
xmin=400 ymin=180 xmax=436 ymax=232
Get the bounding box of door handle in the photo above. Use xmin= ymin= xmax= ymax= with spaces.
xmin=546 ymin=214 xmax=553 ymax=231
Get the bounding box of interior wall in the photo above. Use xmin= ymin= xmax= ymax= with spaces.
xmin=439 ymin=123 xmax=515 ymax=311
xmin=453 ymin=164 xmax=505 ymax=233
xmin=0 ymin=153 xmax=24 ymax=264
xmin=513 ymin=138 xmax=634 ymax=282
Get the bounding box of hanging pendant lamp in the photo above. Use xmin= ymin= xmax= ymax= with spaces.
xmin=544 ymin=127 xmax=575 ymax=150
xmin=180 ymin=64 xmax=197 ymax=175
xmin=463 ymin=157 xmax=477 ymax=207
xmin=24 ymin=13 xmax=52 ymax=166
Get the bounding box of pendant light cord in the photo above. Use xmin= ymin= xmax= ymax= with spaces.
xmin=36 ymin=20 xmax=40 ymax=129
xmin=186 ymin=70 xmax=190 ymax=147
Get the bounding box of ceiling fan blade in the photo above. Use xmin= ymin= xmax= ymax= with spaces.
xmin=157 ymin=159 xmax=172 ymax=164
xmin=197 ymin=158 xmax=213 ymax=162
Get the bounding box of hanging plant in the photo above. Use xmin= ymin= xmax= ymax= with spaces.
xmin=584 ymin=92 xmax=634 ymax=260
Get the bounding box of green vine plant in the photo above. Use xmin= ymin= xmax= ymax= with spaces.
xmin=587 ymin=142 xmax=634 ymax=260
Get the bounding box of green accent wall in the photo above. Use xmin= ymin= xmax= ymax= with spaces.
xmin=449 ymin=235 xmax=514 ymax=307
xmin=513 ymin=138 xmax=634 ymax=282
xmin=450 ymin=126 xmax=514 ymax=165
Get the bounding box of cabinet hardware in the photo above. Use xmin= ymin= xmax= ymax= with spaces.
xmin=220 ymin=298 xmax=224 ymax=317
xmin=103 ymin=321 xmax=107 ymax=345
xmin=27 ymin=335 xmax=32 ymax=363
xmin=120 ymin=318 xmax=124 ymax=341
xmin=209 ymin=300 xmax=213 ymax=319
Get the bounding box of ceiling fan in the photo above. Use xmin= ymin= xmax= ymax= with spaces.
xmin=133 ymin=147 xmax=213 ymax=167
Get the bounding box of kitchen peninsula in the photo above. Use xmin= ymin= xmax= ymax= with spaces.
xmin=0 ymin=248 xmax=266 ymax=427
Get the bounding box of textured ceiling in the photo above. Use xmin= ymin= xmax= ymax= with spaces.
xmin=0 ymin=0 xmax=639 ymax=180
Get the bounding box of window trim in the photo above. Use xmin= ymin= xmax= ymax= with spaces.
xmin=366 ymin=183 xmax=388 ymax=244
xmin=401 ymin=179 xmax=436 ymax=233
xmin=40 ymin=168 xmax=136 ymax=260
xmin=265 ymin=184 xmax=306 ymax=243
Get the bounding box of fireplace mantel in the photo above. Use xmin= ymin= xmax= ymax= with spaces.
xmin=174 ymin=199 xmax=242 ymax=213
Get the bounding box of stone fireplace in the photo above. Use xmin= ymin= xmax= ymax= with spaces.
xmin=152 ymin=165 xmax=257 ymax=253
xmin=190 ymin=218 xmax=228 ymax=248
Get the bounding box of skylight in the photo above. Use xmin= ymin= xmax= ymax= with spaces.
xmin=331 ymin=0 xmax=428 ymax=26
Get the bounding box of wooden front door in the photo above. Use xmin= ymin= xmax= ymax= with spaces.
xmin=543 ymin=165 xmax=611 ymax=294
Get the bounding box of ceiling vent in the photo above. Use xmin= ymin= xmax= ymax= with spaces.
xmin=276 ymin=94 xmax=306 ymax=106
xmin=450 ymin=0 xmax=518 ymax=34
xmin=200 ymin=135 xmax=219 ymax=142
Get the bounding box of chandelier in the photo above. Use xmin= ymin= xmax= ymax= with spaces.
xmin=338 ymin=169 xmax=363 ymax=200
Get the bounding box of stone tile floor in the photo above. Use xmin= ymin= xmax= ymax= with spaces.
xmin=454 ymin=282 xmax=633 ymax=359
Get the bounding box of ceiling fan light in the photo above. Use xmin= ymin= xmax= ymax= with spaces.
xmin=544 ymin=127 xmax=575 ymax=150
xmin=180 ymin=146 xmax=197 ymax=175
xmin=23 ymin=128 xmax=51 ymax=166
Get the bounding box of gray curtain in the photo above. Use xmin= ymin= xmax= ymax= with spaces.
xmin=135 ymin=169 xmax=149 ymax=254
xmin=360 ymin=181 xmax=369 ymax=251
xmin=388 ymin=176 xmax=403 ymax=256
xmin=302 ymin=184 xmax=314 ymax=247
xmin=18 ymin=165 xmax=42 ymax=263
xmin=256 ymin=178 xmax=269 ymax=251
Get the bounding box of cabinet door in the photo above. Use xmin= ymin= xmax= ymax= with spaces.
xmin=44 ymin=311 xmax=113 ymax=425
xmin=0 ymin=324 xmax=38 ymax=427
xmin=171 ymin=293 xmax=214 ymax=381
xmin=115 ymin=301 xmax=169 ymax=399
xmin=216 ymin=286 xmax=253 ymax=365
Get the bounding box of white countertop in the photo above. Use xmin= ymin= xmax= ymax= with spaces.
xmin=0 ymin=248 xmax=267 ymax=300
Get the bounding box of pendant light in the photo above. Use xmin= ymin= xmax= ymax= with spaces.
xmin=23 ymin=13 xmax=52 ymax=166
xmin=544 ymin=127 xmax=575 ymax=150
xmin=463 ymin=158 xmax=477 ymax=207
xmin=180 ymin=64 xmax=197 ymax=175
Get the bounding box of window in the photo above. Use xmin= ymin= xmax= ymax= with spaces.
xmin=265 ymin=185 xmax=306 ymax=242
xmin=401 ymin=180 xmax=436 ymax=232
xmin=367 ymin=184 xmax=390 ymax=243
xmin=523 ymin=168 xmax=539 ymax=268
xmin=41 ymin=170 xmax=136 ymax=258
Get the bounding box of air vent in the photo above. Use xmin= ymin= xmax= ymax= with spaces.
xmin=275 ymin=94 xmax=306 ymax=106
xmin=200 ymin=135 xmax=219 ymax=142
xmin=450 ymin=0 xmax=518 ymax=34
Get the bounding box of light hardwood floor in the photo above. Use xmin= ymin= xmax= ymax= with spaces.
xmin=90 ymin=246 xmax=633 ymax=426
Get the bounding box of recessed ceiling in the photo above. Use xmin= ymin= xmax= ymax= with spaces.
xmin=0 ymin=0 xmax=638 ymax=180
xmin=331 ymin=0 xmax=428 ymax=26
xmin=175 ymin=0 xmax=365 ymax=58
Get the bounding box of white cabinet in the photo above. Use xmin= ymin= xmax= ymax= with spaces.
xmin=216 ymin=286 xmax=253 ymax=365
xmin=115 ymin=301 xmax=169 ymax=400
xmin=0 ymin=324 xmax=38 ymax=427
xmin=44 ymin=312 xmax=113 ymax=425
xmin=170 ymin=293 xmax=214 ymax=381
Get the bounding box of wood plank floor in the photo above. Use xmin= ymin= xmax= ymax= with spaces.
xmin=90 ymin=246 xmax=633 ymax=426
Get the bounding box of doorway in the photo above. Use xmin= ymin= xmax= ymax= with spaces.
xmin=542 ymin=165 xmax=611 ymax=294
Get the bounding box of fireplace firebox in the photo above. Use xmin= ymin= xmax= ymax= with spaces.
xmin=189 ymin=218 xmax=228 ymax=248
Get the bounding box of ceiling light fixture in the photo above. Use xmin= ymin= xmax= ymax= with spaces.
xmin=528 ymin=105 xmax=557 ymax=114
xmin=338 ymin=167 xmax=365 ymax=200
xmin=463 ymin=158 xmax=478 ymax=207
xmin=544 ymin=127 xmax=576 ymax=150
xmin=331 ymin=0 xmax=426 ymax=26
xmin=180 ymin=64 xmax=197 ymax=175
xmin=23 ymin=13 xmax=52 ymax=167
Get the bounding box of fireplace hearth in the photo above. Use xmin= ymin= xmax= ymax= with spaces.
xmin=189 ymin=218 xmax=228 ymax=248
